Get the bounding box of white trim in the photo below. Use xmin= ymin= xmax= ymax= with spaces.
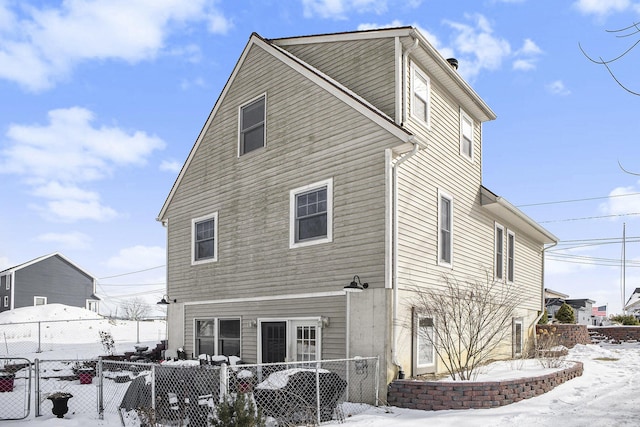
xmin=415 ymin=313 xmax=436 ymax=370
xmin=194 ymin=317 xmax=242 ymax=358
xmin=34 ymin=296 xmax=47 ymax=306
xmin=460 ymin=108 xmax=474 ymax=162
xmin=183 ymin=290 xmax=345 ymax=306
xmin=495 ymin=222 xmax=505 ymax=281
xmin=437 ymin=189 xmax=453 ymax=268
xmin=191 ymin=212 xmax=219 ymax=265
xmin=507 ymin=229 xmax=516 ymax=284
xmin=257 ymin=316 xmax=322 ymax=363
xmin=410 ymin=61 xmax=430 ymax=129
xmin=289 ymin=178 xmax=333 ymax=248
xmin=513 ymin=317 xmax=524 ymax=357
xmin=237 ymin=92 xmax=267 ymax=157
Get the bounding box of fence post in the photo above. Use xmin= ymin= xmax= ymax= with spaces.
xmin=136 ymin=320 xmax=140 ymax=344
xmin=34 ymin=359 xmax=40 ymax=417
xmin=97 ymin=359 xmax=104 ymax=420
xmin=374 ymin=356 xmax=380 ymax=407
xmin=37 ymin=322 xmax=41 ymax=353
xmin=315 ymin=361 xmax=321 ymax=426
xmin=151 ymin=364 xmax=156 ymax=413
xmin=220 ymin=363 xmax=228 ymax=402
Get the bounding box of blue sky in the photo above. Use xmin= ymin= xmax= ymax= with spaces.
xmin=2 ymin=0 xmax=640 ymax=316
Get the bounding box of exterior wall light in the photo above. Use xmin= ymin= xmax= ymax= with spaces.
xmin=157 ymin=295 xmax=176 ymax=305
xmin=344 ymin=275 xmax=369 ymax=293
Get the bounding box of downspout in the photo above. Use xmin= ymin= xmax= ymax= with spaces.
xmin=532 ymin=241 xmax=558 ymax=348
xmin=391 ymin=34 xmax=420 ymax=379
xmin=392 ymin=140 xmax=419 ymax=378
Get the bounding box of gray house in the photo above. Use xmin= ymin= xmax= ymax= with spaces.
xmin=157 ymin=27 xmax=556 ymax=384
xmin=0 ymin=253 xmax=100 ymax=313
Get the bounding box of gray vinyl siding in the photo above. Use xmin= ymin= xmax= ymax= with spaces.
xmin=183 ymin=296 xmax=346 ymax=362
xmin=278 ymin=38 xmax=397 ymax=120
xmin=12 ymin=255 xmax=95 ymax=309
xmin=164 ymin=45 xmax=401 ymax=336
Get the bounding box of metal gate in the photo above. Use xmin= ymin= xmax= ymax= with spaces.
xmin=0 ymin=357 xmax=31 ymax=420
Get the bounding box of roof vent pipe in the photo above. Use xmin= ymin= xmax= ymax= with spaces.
xmin=446 ymin=58 xmax=459 ymax=70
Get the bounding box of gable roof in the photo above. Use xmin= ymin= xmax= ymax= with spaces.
xmin=273 ymin=27 xmax=496 ymax=123
xmin=157 ymin=30 xmax=418 ymax=222
xmin=0 ymin=252 xmax=96 ymax=281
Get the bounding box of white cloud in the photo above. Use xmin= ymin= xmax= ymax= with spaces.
xmin=160 ymin=160 xmax=183 ymax=174
xmin=599 ymin=185 xmax=640 ymax=217
xmin=573 ymin=0 xmax=631 ymax=16
xmin=36 ymin=231 xmax=92 ymax=250
xmin=180 ymin=77 xmax=207 ymax=90
xmin=0 ymin=107 xmax=164 ymax=222
xmin=106 ymin=245 xmax=166 ymax=272
xmin=357 ymin=19 xmax=405 ymax=31
xmin=546 ymin=80 xmax=571 ymax=96
xmin=303 ymin=0 xmax=390 ymax=19
xmin=0 ymin=0 xmax=231 ymax=91
xmin=0 ymin=256 xmax=11 ymax=270
xmin=512 ymin=39 xmax=543 ymax=71
xmin=444 ymin=14 xmax=511 ymax=81
xmin=518 ymin=38 xmax=543 ymax=56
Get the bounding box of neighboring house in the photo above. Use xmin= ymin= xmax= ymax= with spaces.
xmin=545 ymin=295 xmax=598 ymax=325
xmin=0 ymin=253 xmax=100 ymax=313
xmin=565 ymin=299 xmax=595 ymax=326
xmin=625 ymin=288 xmax=640 ymax=318
xmin=157 ymin=27 xmax=557 ymax=385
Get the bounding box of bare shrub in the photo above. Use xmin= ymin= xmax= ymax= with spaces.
xmin=410 ymin=272 xmax=523 ymax=380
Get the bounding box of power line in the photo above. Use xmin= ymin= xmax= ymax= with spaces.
xmin=517 ymin=192 xmax=640 ymax=207
xmin=98 ymin=265 xmax=165 ymax=280
xmin=538 ymin=212 xmax=640 ymax=224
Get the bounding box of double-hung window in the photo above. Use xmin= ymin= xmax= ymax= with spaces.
xmin=507 ymin=230 xmax=515 ymax=283
xmin=239 ymin=95 xmax=266 ymax=155
xmin=495 ymin=223 xmax=504 ymax=280
xmin=438 ymin=190 xmax=453 ymax=266
xmin=290 ymin=178 xmax=333 ymax=248
xmin=195 ymin=318 xmax=241 ymax=357
xmin=411 ymin=62 xmax=430 ymax=126
xmin=192 ymin=212 xmax=218 ymax=264
xmin=460 ymin=109 xmax=474 ymax=160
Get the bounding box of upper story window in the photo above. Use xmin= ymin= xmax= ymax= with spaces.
xmin=239 ymin=94 xmax=266 ymax=155
xmin=410 ymin=62 xmax=430 ymax=127
xmin=192 ymin=212 xmax=218 ymax=264
xmin=495 ymin=223 xmax=504 ymax=280
xmin=507 ymin=230 xmax=515 ymax=283
xmin=460 ymin=109 xmax=474 ymax=161
xmin=290 ymin=178 xmax=333 ymax=248
xmin=438 ymin=189 xmax=453 ymax=266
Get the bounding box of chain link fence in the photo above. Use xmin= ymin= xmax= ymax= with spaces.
xmin=0 ymin=357 xmax=31 ymax=420
xmin=1 ymin=356 xmax=379 ymax=425
xmin=0 ymin=318 xmax=166 ymax=357
xmin=105 ymin=357 xmax=379 ymax=426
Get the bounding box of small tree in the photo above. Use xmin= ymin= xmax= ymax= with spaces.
xmin=410 ymin=272 xmax=523 ymax=381
xmin=120 ymin=297 xmax=151 ymax=320
xmin=555 ymin=303 xmax=575 ymax=324
xmin=538 ymin=308 xmax=549 ymax=324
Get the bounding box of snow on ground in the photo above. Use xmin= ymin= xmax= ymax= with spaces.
xmin=2 ymin=305 xmax=640 ymax=426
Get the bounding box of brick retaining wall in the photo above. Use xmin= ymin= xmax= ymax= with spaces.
xmin=387 ymin=362 xmax=583 ymax=411
xmin=536 ymin=324 xmax=591 ymax=348
xmin=590 ymin=326 xmax=640 ymax=342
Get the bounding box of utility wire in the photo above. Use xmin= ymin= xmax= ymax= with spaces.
xmin=98 ymin=265 xmax=165 ymax=280
xmin=516 ymin=192 xmax=640 ymax=207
